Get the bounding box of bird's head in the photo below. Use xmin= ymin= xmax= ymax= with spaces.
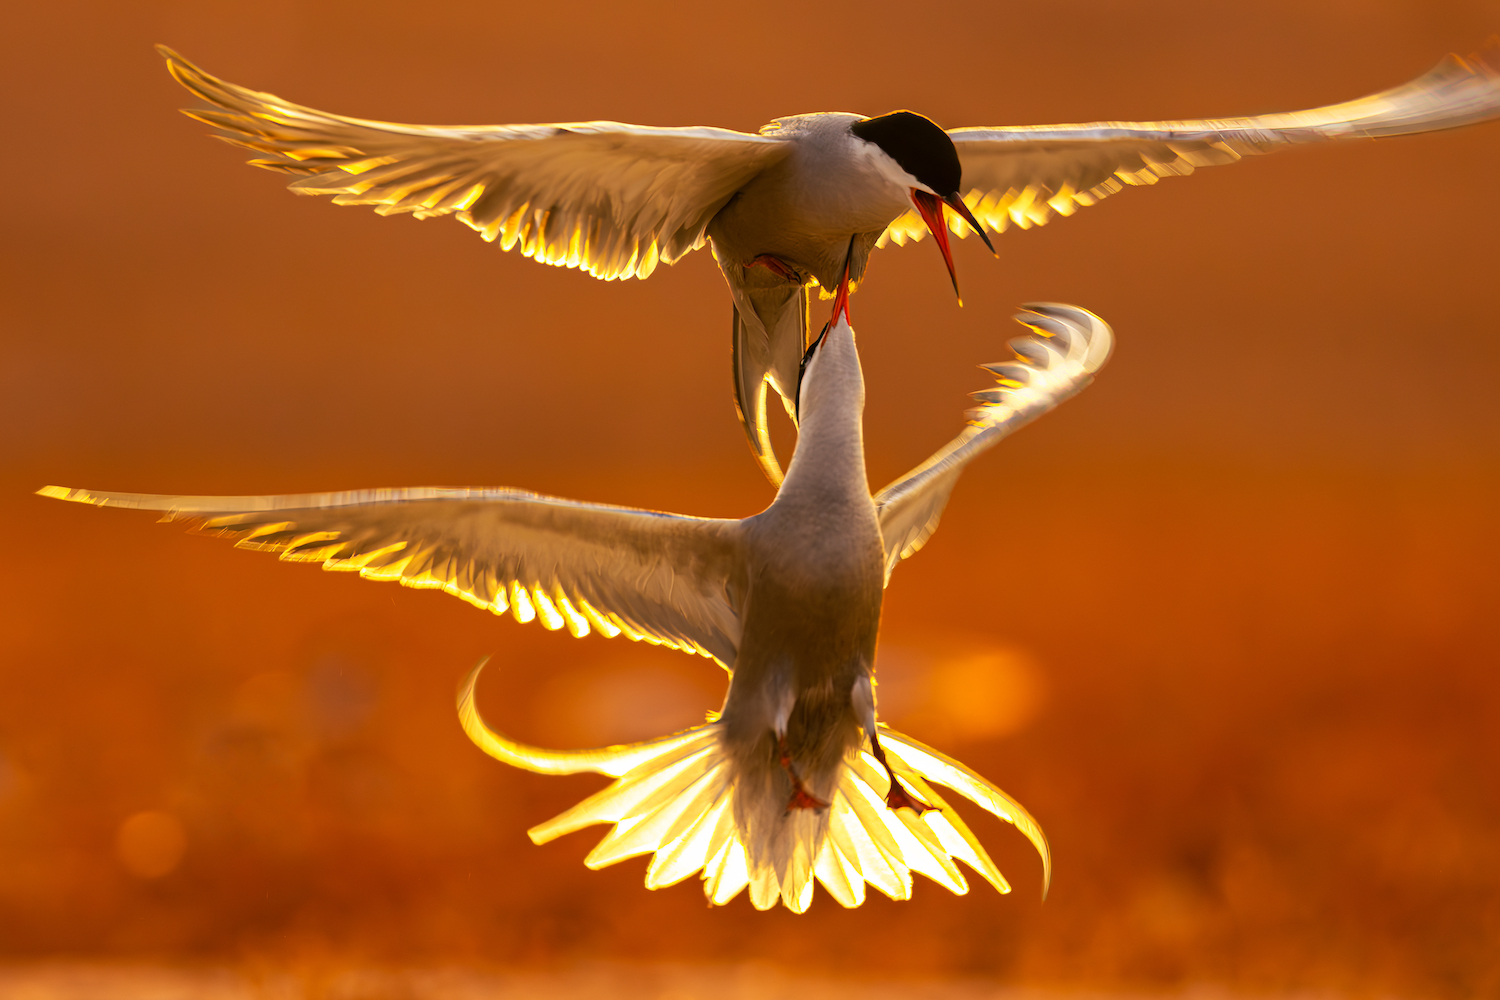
xmin=850 ymin=110 xmax=996 ymax=303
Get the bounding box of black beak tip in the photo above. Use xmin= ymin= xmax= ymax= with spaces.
xmin=943 ymin=192 xmax=997 ymax=256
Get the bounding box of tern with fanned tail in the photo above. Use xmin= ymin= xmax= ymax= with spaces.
xmin=155 ymin=45 xmax=1498 ymax=483
xmin=43 ymin=304 xmax=1107 ymax=910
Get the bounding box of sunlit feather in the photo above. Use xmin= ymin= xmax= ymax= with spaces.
xmin=158 ymin=47 xmax=785 ymax=282
xmin=456 ymin=659 xmax=1051 ymax=910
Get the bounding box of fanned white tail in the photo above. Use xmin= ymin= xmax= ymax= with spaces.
xmin=458 ymin=660 xmax=1050 ymax=912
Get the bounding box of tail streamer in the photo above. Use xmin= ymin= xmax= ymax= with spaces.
xmin=457 ymin=660 xmax=1050 ymax=911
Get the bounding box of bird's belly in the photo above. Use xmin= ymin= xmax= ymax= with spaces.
xmin=721 ymin=508 xmax=885 ymax=751
xmin=710 ymin=164 xmax=909 ymax=283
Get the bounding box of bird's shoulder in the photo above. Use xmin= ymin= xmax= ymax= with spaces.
xmin=759 ymin=112 xmax=867 ymax=141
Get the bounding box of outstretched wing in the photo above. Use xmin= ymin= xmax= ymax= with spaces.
xmin=880 ymin=47 xmax=1500 ymax=246
xmin=874 ymin=304 xmax=1112 ymax=584
xmin=160 ymin=47 xmax=788 ymax=280
xmin=39 ymin=484 xmax=745 ymax=666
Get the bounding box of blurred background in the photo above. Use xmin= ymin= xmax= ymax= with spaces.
xmin=3 ymin=1 xmax=1499 ymax=996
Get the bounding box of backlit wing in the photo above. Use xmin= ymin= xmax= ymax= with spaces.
xmin=874 ymin=304 xmax=1112 ymax=584
xmin=39 ymin=484 xmax=745 ymax=666
xmin=880 ymin=48 xmax=1500 ymax=246
xmin=160 ymin=47 xmax=788 ymax=280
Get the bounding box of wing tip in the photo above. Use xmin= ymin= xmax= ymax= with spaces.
xmin=1450 ymin=36 xmax=1500 ymax=78
xmin=36 ymin=485 xmax=90 ymax=504
xmin=966 ymin=301 xmax=1113 ymax=418
xmin=1015 ymin=301 xmax=1114 ymax=373
xmin=155 ymin=43 xmax=199 ymax=87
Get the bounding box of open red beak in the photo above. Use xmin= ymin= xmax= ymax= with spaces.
xmin=827 ymin=235 xmax=854 ymax=327
xmin=911 ymin=188 xmax=996 ymax=306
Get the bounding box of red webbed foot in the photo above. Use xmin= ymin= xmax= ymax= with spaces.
xmin=869 ymin=730 xmax=933 ymax=813
xmin=746 ymin=255 xmax=799 ymax=281
xmin=786 ymin=785 xmax=830 ymax=812
xmin=883 ymin=778 xmax=933 ymax=814
xmin=778 ymin=733 xmax=829 ymax=813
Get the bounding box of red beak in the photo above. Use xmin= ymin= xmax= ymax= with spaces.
xmin=827 ymin=235 xmax=854 ymax=327
xmin=910 ymin=189 xmax=996 ymax=306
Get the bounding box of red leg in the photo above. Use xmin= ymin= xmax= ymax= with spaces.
xmin=779 ymin=734 xmax=829 ymax=812
xmin=869 ymin=732 xmax=932 ymax=813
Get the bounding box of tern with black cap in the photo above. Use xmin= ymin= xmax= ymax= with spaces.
xmin=154 ymin=45 xmax=1500 ymax=483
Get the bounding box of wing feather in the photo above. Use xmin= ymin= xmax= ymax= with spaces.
xmin=39 ymin=484 xmax=744 ymax=666
xmin=874 ymin=304 xmax=1112 ymax=583
xmin=159 ymin=47 xmax=788 ymax=281
xmin=879 ymin=48 xmax=1500 ymax=247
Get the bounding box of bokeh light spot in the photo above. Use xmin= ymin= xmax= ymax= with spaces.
xmin=876 ymin=641 xmax=1045 ymax=743
xmin=928 ymin=647 xmax=1045 ymax=740
xmin=115 ymin=811 xmax=187 ymax=879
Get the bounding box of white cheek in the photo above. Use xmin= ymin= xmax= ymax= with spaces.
xmin=853 ymin=139 xmax=926 ymax=198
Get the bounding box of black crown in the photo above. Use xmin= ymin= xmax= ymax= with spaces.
xmin=850 ymin=111 xmax=961 ymax=195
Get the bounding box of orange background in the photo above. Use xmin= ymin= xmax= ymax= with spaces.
xmin=3 ymin=0 xmax=1499 ymax=994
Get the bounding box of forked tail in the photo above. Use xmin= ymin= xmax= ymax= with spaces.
xmin=457 ymin=660 xmax=1051 ymax=912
